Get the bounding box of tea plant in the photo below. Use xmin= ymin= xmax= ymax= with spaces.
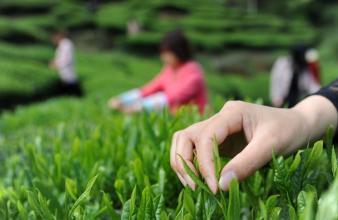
xmin=0 ymin=41 xmax=337 ymax=219
xmin=0 ymin=100 xmax=338 ymax=219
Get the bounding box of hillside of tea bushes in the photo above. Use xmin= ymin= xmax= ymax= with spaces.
xmin=0 ymin=0 xmax=326 ymax=103
xmin=0 ymin=0 xmax=316 ymax=51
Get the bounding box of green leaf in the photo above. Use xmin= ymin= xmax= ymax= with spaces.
xmin=102 ymin=192 xmax=120 ymax=219
xmin=289 ymin=151 xmax=301 ymax=175
xmin=183 ymin=213 xmax=193 ymax=220
xmin=175 ymin=190 xmax=184 ymax=216
xmin=325 ymin=125 xmax=334 ymax=149
xmin=160 ymin=211 xmax=169 ymax=220
xmin=265 ymin=195 xmax=279 ymax=214
xmin=288 ymin=205 xmax=297 ymax=220
xmin=183 ymin=189 xmax=195 ymax=216
xmin=121 ymin=186 xmax=137 ymax=219
xmin=332 ymin=148 xmax=337 ymax=177
xmin=272 ymin=155 xmax=289 ymax=193
xmin=132 ymin=158 xmax=145 ymax=189
xmin=27 ymin=190 xmax=54 ymax=220
xmin=212 ymin=136 xmax=221 ymax=180
xmin=129 ymin=186 xmax=137 ymax=220
xmin=270 ymin=207 xmax=282 ymax=220
xmin=137 ymin=187 xmax=153 ymax=220
xmin=145 ymin=191 xmax=154 ymax=220
xmin=114 ymin=179 xmax=126 ymax=204
xmin=258 ymin=199 xmax=267 ymax=220
xmin=227 ymin=179 xmax=240 ymax=220
xmin=158 ymin=168 xmax=166 ymax=194
xmin=65 ymin=178 xmax=78 ymax=200
xmin=16 ymin=201 xmax=28 ymax=220
xmin=204 ymin=192 xmax=217 ymax=220
xmin=297 ymin=190 xmax=307 ymax=215
xmin=27 ymin=190 xmax=42 ymax=218
xmin=68 ymin=174 xmax=99 ymax=218
xmin=37 ymin=191 xmax=55 ymax=220
xmin=54 ymin=153 xmax=62 ymax=185
xmin=154 ymin=195 xmax=165 ymax=220
xmin=297 ymin=190 xmax=315 ymax=220
xmin=316 ymin=177 xmax=338 ymax=220
xmin=195 ymin=192 xmax=205 ymax=220
xmin=121 ymin=200 xmax=131 ymax=220
xmin=178 ymin=155 xmax=212 ymax=194
xmin=306 ymin=140 xmax=323 ymax=171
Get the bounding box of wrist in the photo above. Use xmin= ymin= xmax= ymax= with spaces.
xmin=292 ymin=95 xmax=338 ymax=142
xmin=289 ymin=107 xmax=312 ymax=146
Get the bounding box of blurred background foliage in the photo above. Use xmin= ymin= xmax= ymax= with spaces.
xmin=0 ymin=0 xmax=338 ymax=116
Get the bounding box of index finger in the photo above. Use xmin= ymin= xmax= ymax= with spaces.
xmin=194 ymin=110 xmax=244 ymax=193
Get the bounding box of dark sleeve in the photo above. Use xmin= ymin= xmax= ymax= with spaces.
xmin=312 ymin=79 xmax=338 ymax=142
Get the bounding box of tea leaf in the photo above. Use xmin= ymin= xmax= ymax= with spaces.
xmin=65 ymin=178 xmax=78 ymax=200
xmin=68 ymin=174 xmax=99 ymax=218
xmin=227 ymin=178 xmax=240 ymax=220
xmin=178 ymin=155 xmax=212 ymax=194
xmin=183 ymin=189 xmax=195 ymax=216
xmin=102 ymin=193 xmax=120 ymax=219
xmin=332 ymin=148 xmax=337 ymax=177
xmin=212 ymin=136 xmax=221 ymax=180
xmin=121 ymin=199 xmax=131 ymax=220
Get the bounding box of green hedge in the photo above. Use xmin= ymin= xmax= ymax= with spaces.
xmin=95 ymin=1 xmax=316 ymax=50
xmin=0 ymin=16 xmax=52 ymax=42
xmin=0 ymin=0 xmax=55 ymax=9
xmin=0 ymin=58 xmax=56 ymax=94
xmin=51 ymin=2 xmax=93 ymax=28
xmin=0 ymin=0 xmax=318 ymax=50
xmin=0 ymin=42 xmax=53 ymax=62
xmin=0 ymin=42 xmax=55 ymax=95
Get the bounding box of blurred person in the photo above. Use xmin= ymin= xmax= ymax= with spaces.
xmin=107 ymin=30 xmax=208 ymax=114
xmin=127 ymin=19 xmax=141 ymax=37
xmin=49 ymin=29 xmax=83 ymax=97
xmin=270 ymin=44 xmax=321 ymax=107
xmin=170 ymin=79 xmax=338 ymax=193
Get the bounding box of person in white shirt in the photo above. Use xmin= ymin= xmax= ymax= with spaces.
xmin=270 ymin=44 xmax=321 ymax=107
xmin=49 ymin=29 xmax=82 ymax=96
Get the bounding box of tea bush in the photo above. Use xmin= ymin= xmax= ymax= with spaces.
xmin=0 ymin=97 xmax=338 ymax=219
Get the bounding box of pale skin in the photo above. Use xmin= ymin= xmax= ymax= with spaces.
xmin=170 ymin=95 xmax=338 ymax=193
xmin=107 ymin=51 xmax=181 ymax=113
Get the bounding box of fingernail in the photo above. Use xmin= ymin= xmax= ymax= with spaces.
xmin=219 ymin=171 xmax=237 ymax=191
xmin=177 ymin=173 xmax=187 ymax=186
xmin=205 ymin=176 xmax=218 ymax=194
xmin=183 ymin=174 xmax=196 ymax=190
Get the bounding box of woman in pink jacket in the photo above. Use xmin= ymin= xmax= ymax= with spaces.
xmin=107 ymin=30 xmax=208 ymax=114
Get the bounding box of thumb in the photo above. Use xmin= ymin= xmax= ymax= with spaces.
xmin=218 ymin=134 xmax=277 ymax=191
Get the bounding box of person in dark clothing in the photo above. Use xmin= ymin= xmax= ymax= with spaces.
xmin=270 ymin=44 xmax=321 ymax=107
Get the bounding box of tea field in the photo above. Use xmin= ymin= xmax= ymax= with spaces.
xmin=1 ymin=92 xmax=338 ymax=219
xmin=1 ymin=101 xmax=338 ymax=219
xmin=0 ymin=40 xmax=337 ymax=219
xmin=1 ymin=0 xmax=338 ymax=219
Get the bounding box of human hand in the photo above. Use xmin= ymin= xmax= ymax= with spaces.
xmin=170 ymin=100 xmax=309 ymax=193
xmin=120 ymin=103 xmax=142 ymax=114
xmin=49 ymin=60 xmax=57 ymax=69
xmin=107 ymin=98 xmax=123 ymax=110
